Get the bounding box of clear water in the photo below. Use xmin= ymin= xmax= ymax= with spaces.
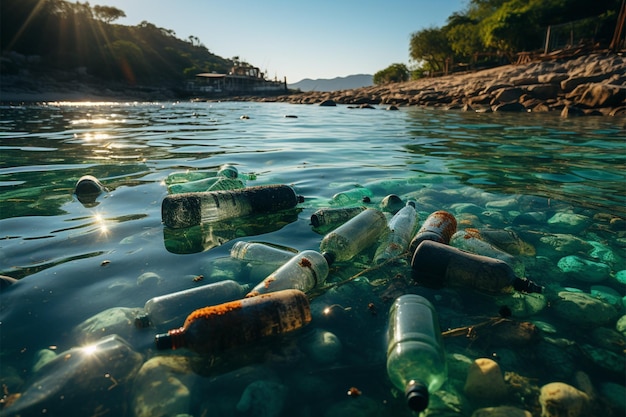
xmin=0 ymin=101 xmax=624 ymax=416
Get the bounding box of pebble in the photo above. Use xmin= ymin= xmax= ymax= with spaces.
xmin=556 ymin=255 xmax=610 ymax=283
xmin=463 ymin=358 xmax=508 ymax=401
xmin=547 ymin=212 xmax=590 ymax=233
xmin=301 ymin=329 xmax=342 ymax=365
xmin=552 ymin=291 xmax=619 ymax=326
xmin=616 ymin=314 xmax=626 ymax=336
xmin=615 ymin=270 xmax=626 ymax=285
xmin=539 ymin=382 xmax=589 ymax=417
xmin=236 ymin=380 xmax=288 ymax=417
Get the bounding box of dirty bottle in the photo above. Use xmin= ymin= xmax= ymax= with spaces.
xmin=409 ymin=210 xmax=457 ymax=254
xmin=310 ymin=206 xmax=367 ymax=229
xmin=167 ymin=164 xmax=242 ymax=194
xmin=161 ymin=184 xmax=304 ymax=229
xmin=411 ymin=240 xmax=543 ymax=294
xmin=387 ymin=294 xmax=447 ymax=412
xmin=450 ymin=229 xmax=525 ymax=277
xmin=245 ymin=250 xmax=329 ymax=297
xmin=374 ymin=201 xmax=419 ymax=264
xmin=319 ymin=208 xmax=389 ymax=265
xmin=154 ymin=289 xmax=311 ymax=354
xmin=135 ymin=279 xmax=250 ymax=329
xmin=330 ymin=186 xmax=373 ymax=206
xmin=230 ymin=241 xmax=297 ymax=265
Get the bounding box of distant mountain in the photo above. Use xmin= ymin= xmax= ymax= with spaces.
xmin=289 ymin=74 xmax=373 ymax=92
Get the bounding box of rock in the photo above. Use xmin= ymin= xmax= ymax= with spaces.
xmin=236 ymin=380 xmax=288 ymax=417
xmin=557 ymin=255 xmax=610 ymax=283
xmin=539 ymin=382 xmax=589 ymax=417
xmin=552 ymin=291 xmax=619 ymax=326
xmin=464 ymin=358 xmax=508 ymax=401
xmin=570 ymin=83 xmax=625 ymax=108
xmin=319 ymin=99 xmax=336 ymax=107
xmin=496 ymin=292 xmax=547 ymax=317
xmin=579 ymin=344 xmax=626 ymax=376
xmin=301 ymin=329 xmax=342 ymax=365
xmin=560 ymin=105 xmax=586 ymax=117
xmin=590 ymin=285 xmax=623 ymax=309
xmin=616 ymin=314 xmax=626 ymax=336
xmin=547 ymin=212 xmax=590 ymax=233
xmin=493 ymin=102 xmax=526 ymax=112
xmin=599 ymin=383 xmax=626 ymax=415
xmin=471 ymin=406 xmax=532 ymax=417
xmin=537 ymin=233 xmax=592 ymax=255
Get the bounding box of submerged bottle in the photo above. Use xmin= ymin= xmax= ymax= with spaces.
xmin=330 ymin=186 xmax=373 ymax=206
xmin=374 ymin=202 xmax=419 ymax=264
xmin=230 ymin=241 xmax=297 ymax=265
xmin=161 ymin=184 xmax=304 ymax=229
xmin=167 ymin=165 xmax=242 ymax=194
xmin=245 ymin=250 xmax=329 ymax=297
xmin=135 ymin=280 xmax=249 ymax=329
xmin=450 ymin=229 xmax=525 ymax=277
xmin=310 ymin=206 xmax=367 ymax=229
xmin=411 ymin=240 xmax=543 ymax=294
xmin=319 ymin=208 xmax=389 ymax=265
xmin=154 ymin=289 xmax=311 ymax=354
xmin=409 ymin=210 xmax=457 ymax=254
xmin=387 ymin=294 xmax=447 ymax=412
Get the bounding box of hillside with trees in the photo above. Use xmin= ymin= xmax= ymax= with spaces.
xmin=375 ymin=0 xmax=623 ymax=84
xmin=1 ymin=0 xmax=235 ymax=91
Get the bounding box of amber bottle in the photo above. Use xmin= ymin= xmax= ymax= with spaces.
xmin=409 ymin=210 xmax=457 ymax=254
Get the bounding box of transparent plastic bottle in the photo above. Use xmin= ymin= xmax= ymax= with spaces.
xmin=135 ymin=279 xmax=250 ymax=329
xmin=330 ymin=186 xmax=373 ymax=206
xmin=319 ymin=208 xmax=389 ymax=265
xmin=374 ymin=202 xmax=419 ymax=264
xmin=167 ymin=165 xmax=242 ymax=194
xmin=230 ymin=241 xmax=297 ymax=264
xmin=154 ymin=289 xmax=311 ymax=354
xmin=386 ymin=294 xmax=447 ymax=412
xmin=411 ymin=240 xmax=543 ymax=293
xmin=245 ymin=250 xmax=329 ymax=297
xmin=409 ymin=210 xmax=457 ymax=254
xmin=310 ymin=206 xmax=367 ymax=229
xmin=161 ymin=184 xmax=304 ymax=229
xmin=449 ymin=229 xmax=525 ymax=277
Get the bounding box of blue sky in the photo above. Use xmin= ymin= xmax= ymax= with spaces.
xmin=88 ymin=0 xmax=467 ymax=83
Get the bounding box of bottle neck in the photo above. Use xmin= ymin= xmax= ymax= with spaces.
xmin=155 ymin=327 xmax=186 ymax=350
xmin=405 ymin=380 xmax=429 ymax=412
xmin=512 ymin=277 xmax=543 ymax=294
xmin=322 ymin=252 xmax=335 ymax=266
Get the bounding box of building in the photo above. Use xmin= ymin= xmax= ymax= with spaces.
xmin=188 ymin=63 xmax=287 ymax=95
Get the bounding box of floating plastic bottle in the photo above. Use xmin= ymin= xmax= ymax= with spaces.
xmin=135 ymin=279 xmax=250 ymax=329
xmin=450 ymin=229 xmax=525 ymax=277
xmin=245 ymin=250 xmax=329 ymax=297
xmin=380 ymin=194 xmax=405 ymax=214
xmin=310 ymin=206 xmax=367 ymax=229
xmin=411 ymin=240 xmax=543 ymax=294
xmin=74 ymin=175 xmax=107 ymax=205
xmin=374 ymin=201 xmax=419 ymax=264
xmin=167 ymin=165 xmax=242 ymax=194
xmin=319 ymin=208 xmax=389 ymax=265
xmin=154 ymin=289 xmax=311 ymax=354
xmin=161 ymin=184 xmax=304 ymax=229
xmin=386 ymin=294 xmax=447 ymax=412
xmin=409 ymin=210 xmax=457 ymax=254
xmin=330 ymin=186 xmax=373 ymax=206
xmin=230 ymin=241 xmax=297 ymax=265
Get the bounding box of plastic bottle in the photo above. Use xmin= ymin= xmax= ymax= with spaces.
xmin=310 ymin=206 xmax=366 ymax=229
xmin=154 ymin=289 xmax=311 ymax=354
xmin=409 ymin=210 xmax=457 ymax=254
xmin=319 ymin=208 xmax=389 ymax=265
xmin=330 ymin=186 xmax=373 ymax=206
xmin=161 ymin=184 xmax=304 ymax=229
xmin=411 ymin=240 xmax=543 ymax=294
xmin=135 ymin=279 xmax=250 ymax=329
xmin=74 ymin=175 xmax=107 ymax=205
xmin=449 ymin=229 xmax=525 ymax=277
xmin=386 ymin=294 xmax=447 ymax=412
xmin=245 ymin=250 xmax=329 ymax=297
xmin=230 ymin=241 xmax=297 ymax=264
xmin=167 ymin=165 xmax=242 ymax=194
xmin=374 ymin=202 xmax=419 ymax=264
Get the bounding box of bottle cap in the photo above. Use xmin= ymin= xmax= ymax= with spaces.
xmin=405 ymin=381 xmax=429 ymax=412
xmin=310 ymin=213 xmax=323 ymax=228
xmin=513 ymin=277 xmax=543 ymax=294
xmin=154 ymin=333 xmax=173 ymax=350
xmin=297 ymin=195 xmax=305 ymax=203
xmin=322 ymin=252 xmax=335 ymax=266
xmin=134 ymin=314 xmax=151 ymax=328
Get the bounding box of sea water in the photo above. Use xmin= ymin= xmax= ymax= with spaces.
xmin=0 ymin=101 xmax=624 ymax=416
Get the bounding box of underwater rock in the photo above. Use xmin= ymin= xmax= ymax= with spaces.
xmin=616 ymin=270 xmax=626 ymax=285
xmin=496 ymin=292 xmax=547 ymax=318
xmin=301 ymin=328 xmax=342 ymax=365
xmin=72 ymin=306 xmax=143 ymax=344
xmin=590 ymin=285 xmax=623 ymax=310
xmin=537 ymin=233 xmax=593 ymax=255
xmin=132 ymin=355 xmax=196 ymax=417
xmin=557 ymin=255 xmax=610 ymax=283
xmin=539 ymin=382 xmax=589 ymax=417
xmin=552 ymin=291 xmax=619 ymax=326
xmin=535 ymin=340 xmax=577 ymax=380
xmin=616 ymin=314 xmax=626 ymax=336
xmin=513 ymin=211 xmax=547 ymax=225
xmin=485 ymin=197 xmax=518 ymax=210
xmin=471 ymin=406 xmax=532 ymax=417
xmin=579 ymin=344 xmax=626 ymax=376
xmin=547 ymin=212 xmax=590 ymax=233
xmin=236 ymin=380 xmax=288 ymax=417
xmin=463 ymin=358 xmax=508 ymax=401
xmin=588 ymin=241 xmax=622 ymax=267
xmin=450 ymin=203 xmax=484 ymax=216
xmin=599 ymin=382 xmax=626 ymax=415
xmin=590 ymin=327 xmax=625 ymax=352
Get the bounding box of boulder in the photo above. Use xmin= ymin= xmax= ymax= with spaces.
xmin=539 ymin=382 xmax=589 ymax=417
xmin=464 ymin=358 xmax=508 ymax=401
xmin=570 ymin=83 xmax=625 ymax=108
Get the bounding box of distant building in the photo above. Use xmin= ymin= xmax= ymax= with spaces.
xmin=188 ymin=63 xmax=286 ymax=95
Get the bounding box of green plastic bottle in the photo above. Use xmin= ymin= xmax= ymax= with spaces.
xmin=386 ymin=294 xmax=447 ymax=412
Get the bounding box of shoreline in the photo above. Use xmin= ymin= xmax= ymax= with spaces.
xmin=2 ymin=51 xmax=624 ymax=117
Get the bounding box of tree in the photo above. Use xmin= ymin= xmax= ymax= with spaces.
xmin=93 ymin=5 xmax=126 ymax=23
xmin=373 ymin=63 xmax=409 ymax=85
xmin=409 ymin=27 xmax=454 ymax=72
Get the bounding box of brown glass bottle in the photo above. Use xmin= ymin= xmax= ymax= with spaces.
xmin=154 ymin=289 xmax=311 ymax=354
xmin=409 ymin=210 xmax=457 ymax=254
xmin=411 ymin=240 xmax=542 ymax=294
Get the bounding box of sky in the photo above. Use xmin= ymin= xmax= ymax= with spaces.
xmin=87 ymin=0 xmax=467 ymax=83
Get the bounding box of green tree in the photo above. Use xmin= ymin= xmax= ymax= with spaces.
xmin=93 ymin=5 xmax=126 ymax=23
xmin=409 ymin=27 xmax=454 ymax=72
xmin=373 ymin=63 xmax=409 ymax=85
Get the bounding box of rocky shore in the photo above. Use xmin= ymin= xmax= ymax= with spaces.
xmin=264 ymin=51 xmax=626 ymax=118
